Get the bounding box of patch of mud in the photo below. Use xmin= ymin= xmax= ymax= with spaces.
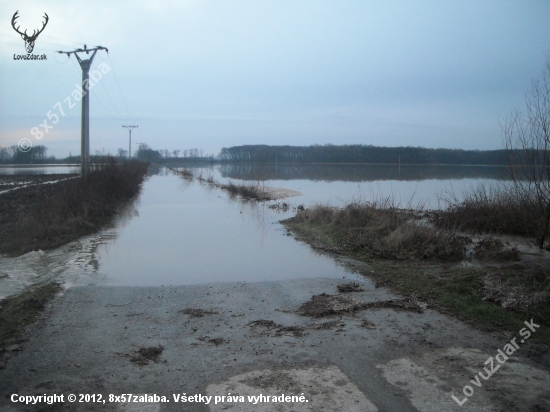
xmin=197 ymin=336 xmax=228 ymax=346
xmin=249 ymin=319 xmax=279 ymax=328
xmin=297 ymin=293 xmax=425 ymax=317
xmin=337 ymin=282 xmax=364 ymax=293
xmin=206 ymin=366 xmax=378 ymax=411
xmin=127 ymin=345 xmax=164 ymax=366
xmin=377 ymin=347 xmax=550 ymax=412
xmin=274 ymin=326 xmax=305 ymax=337
xmin=248 ymin=319 xmax=305 ymax=337
xmin=312 ymin=319 xmax=346 ymax=330
xmin=296 ymin=293 xmax=358 ymax=317
xmin=357 ymin=319 xmax=377 ymax=329
xmin=179 ymin=308 xmax=219 ymax=318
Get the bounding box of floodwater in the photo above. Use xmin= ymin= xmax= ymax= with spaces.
xmin=0 ymin=164 xmax=510 ymax=296
xmin=0 ymin=164 xmax=76 ymax=174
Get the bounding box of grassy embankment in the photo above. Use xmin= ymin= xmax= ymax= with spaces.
xmin=0 ymin=159 xmax=149 ymax=256
xmin=0 ymin=159 xmax=149 ymax=353
xmin=283 ymin=192 xmax=550 ymax=345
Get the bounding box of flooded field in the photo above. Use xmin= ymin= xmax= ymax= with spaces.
xmin=0 ymin=164 xmax=509 ymax=295
xmin=0 ymin=164 xmax=77 ymax=174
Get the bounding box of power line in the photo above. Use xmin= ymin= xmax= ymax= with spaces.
xmin=93 ymin=59 xmax=129 ymax=124
xmin=107 ymin=54 xmax=135 ymax=124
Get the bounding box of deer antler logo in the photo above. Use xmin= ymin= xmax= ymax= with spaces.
xmin=11 ymin=11 xmax=49 ymax=54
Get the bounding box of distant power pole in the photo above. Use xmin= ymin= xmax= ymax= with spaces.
xmin=122 ymin=125 xmax=138 ymax=159
xmin=57 ymin=45 xmax=108 ymax=176
xmin=136 ymin=142 xmax=146 ymax=162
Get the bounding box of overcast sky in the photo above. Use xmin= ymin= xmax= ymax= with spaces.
xmin=1 ymin=0 xmax=550 ymax=158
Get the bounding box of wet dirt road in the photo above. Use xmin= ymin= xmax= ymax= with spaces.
xmin=2 ymin=269 xmax=550 ymax=411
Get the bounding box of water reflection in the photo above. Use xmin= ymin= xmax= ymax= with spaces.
xmin=0 ymin=163 xmax=511 ymax=292
xmin=219 ymin=163 xmax=510 ymax=182
xmin=96 ymin=169 xmax=353 ymax=286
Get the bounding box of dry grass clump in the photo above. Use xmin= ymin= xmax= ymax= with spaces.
xmin=174 ymin=168 xmax=194 ymax=180
xmin=474 ymin=238 xmax=520 ymax=261
xmin=220 ymin=180 xmax=273 ymax=201
xmin=292 ymin=201 xmax=469 ymax=261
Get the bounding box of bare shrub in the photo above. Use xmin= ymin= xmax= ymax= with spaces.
xmin=434 ymin=184 xmax=532 ymax=238
xmin=503 ymin=56 xmax=550 ymax=248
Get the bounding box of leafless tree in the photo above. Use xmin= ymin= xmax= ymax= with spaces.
xmin=117 ymin=148 xmax=128 ymax=159
xmin=503 ymin=56 xmax=550 ymax=248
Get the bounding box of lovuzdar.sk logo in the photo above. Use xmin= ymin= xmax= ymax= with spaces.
xmin=11 ymin=10 xmax=48 ymax=60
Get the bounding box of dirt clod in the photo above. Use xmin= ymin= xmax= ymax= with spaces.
xmin=197 ymin=336 xmax=227 ymax=346
xmin=179 ymin=308 xmax=219 ymax=318
xmin=296 ymin=293 xmax=360 ymax=317
xmin=249 ymin=320 xmax=304 ymax=337
xmin=337 ymin=282 xmax=365 ymax=293
xmin=314 ymin=320 xmax=346 ymax=330
xmin=274 ymin=326 xmax=305 ymax=337
xmin=128 ymin=345 xmax=164 ymax=365
xmin=297 ymin=293 xmax=425 ymax=318
xmin=249 ymin=319 xmax=279 ymax=328
xmin=358 ymin=319 xmax=377 ymax=329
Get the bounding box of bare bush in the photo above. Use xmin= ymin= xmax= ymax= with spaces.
xmin=503 ymin=56 xmax=550 ymax=248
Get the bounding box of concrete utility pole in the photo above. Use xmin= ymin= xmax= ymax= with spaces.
xmin=136 ymin=142 xmax=146 ymax=162
xmin=57 ymin=45 xmax=108 ymax=176
xmin=122 ymin=125 xmax=138 ymax=159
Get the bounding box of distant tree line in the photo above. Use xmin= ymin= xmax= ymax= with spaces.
xmin=219 ymin=144 xmax=518 ymax=165
xmin=0 ymin=145 xmax=53 ymax=164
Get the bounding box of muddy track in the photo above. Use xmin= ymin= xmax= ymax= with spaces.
xmin=1 ymin=275 xmax=549 ymax=411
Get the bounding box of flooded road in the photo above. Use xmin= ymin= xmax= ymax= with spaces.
xmin=0 ymin=164 xmax=508 ymax=297
xmin=97 ymin=171 xmax=352 ymax=286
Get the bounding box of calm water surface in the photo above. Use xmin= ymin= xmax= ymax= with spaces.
xmin=0 ymin=164 xmax=510 ymax=290
xmin=95 ymin=164 xmax=507 ymax=286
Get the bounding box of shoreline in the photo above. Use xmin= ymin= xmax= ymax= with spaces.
xmin=281 ymin=213 xmax=550 ymax=346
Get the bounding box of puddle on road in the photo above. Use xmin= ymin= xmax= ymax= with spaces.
xmin=96 ymin=170 xmax=353 ymax=286
xmin=0 ymin=168 xmax=357 ymax=297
